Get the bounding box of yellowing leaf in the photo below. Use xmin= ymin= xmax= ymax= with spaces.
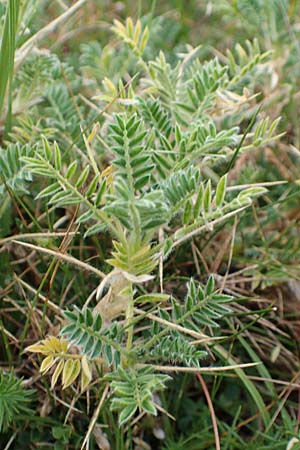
xmin=139 ymin=27 xmax=149 ymax=53
xmin=81 ymin=355 xmax=92 ymax=392
xmin=112 ymin=19 xmax=125 ymax=36
xmin=26 ymin=337 xmax=69 ymax=356
xmin=101 ymin=165 xmax=113 ymax=178
xmin=62 ymin=359 xmax=81 ymax=390
xmin=126 ymin=18 xmax=134 ymax=38
xmin=81 ymin=355 xmax=92 ymax=378
xmin=133 ymin=19 xmax=141 ymax=45
xmin=102 ymin=78 xmax=117 ymax=96
xmin=40 ymin=355 xmax=56 ymax=374
xmin=47 ymin=336 xmax=62 ymax=352
xmin=59 ymin=339 xmax=69 ymax=353
xmin=51 ymin=359 xmax=64 ymax=389
xmin=62 ymin=359 xmax=74 ymax=388
xmin=25 ymin=343 xmax=49 ymax=354
xmin=87 ymin=123 xmax=100 ymax=143
xmin=81 ymin=370 xmax=91 ymax=393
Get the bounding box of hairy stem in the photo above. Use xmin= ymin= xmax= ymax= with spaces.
xmin=125 ymin=283 xmax=134 ymax=356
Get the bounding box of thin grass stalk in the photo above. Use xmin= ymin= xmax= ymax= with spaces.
xmin=0 ymin=0 xmax=20 ymax=133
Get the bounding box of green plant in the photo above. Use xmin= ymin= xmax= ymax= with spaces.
xmin=23 ymin=17 xmax=282 ymax=435
xmin=0 ymin=371 xmax=35 ymax=433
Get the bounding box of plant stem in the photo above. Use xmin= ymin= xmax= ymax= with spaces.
xmin=125 ymin=283 xmax=134 ymax=354
xmin=197 ymin=374 xmax=220 ymax=450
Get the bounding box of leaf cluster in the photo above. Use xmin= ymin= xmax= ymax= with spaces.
xmin=60 ymin=307 xmax=123 ymax=366
xmin=0 ymin=371 xmax=35 ymax=433
xmin=26 ymin=336 xmax=92 ymax=391
xmin=105 ymin=366 xmax=170 ymax=426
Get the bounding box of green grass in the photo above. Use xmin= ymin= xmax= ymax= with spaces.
xmin=0 ymin=0 xmax=19 ymax=134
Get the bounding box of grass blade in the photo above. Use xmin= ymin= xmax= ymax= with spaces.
xmin=0 ymin=0 xmax=20 ymax=132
